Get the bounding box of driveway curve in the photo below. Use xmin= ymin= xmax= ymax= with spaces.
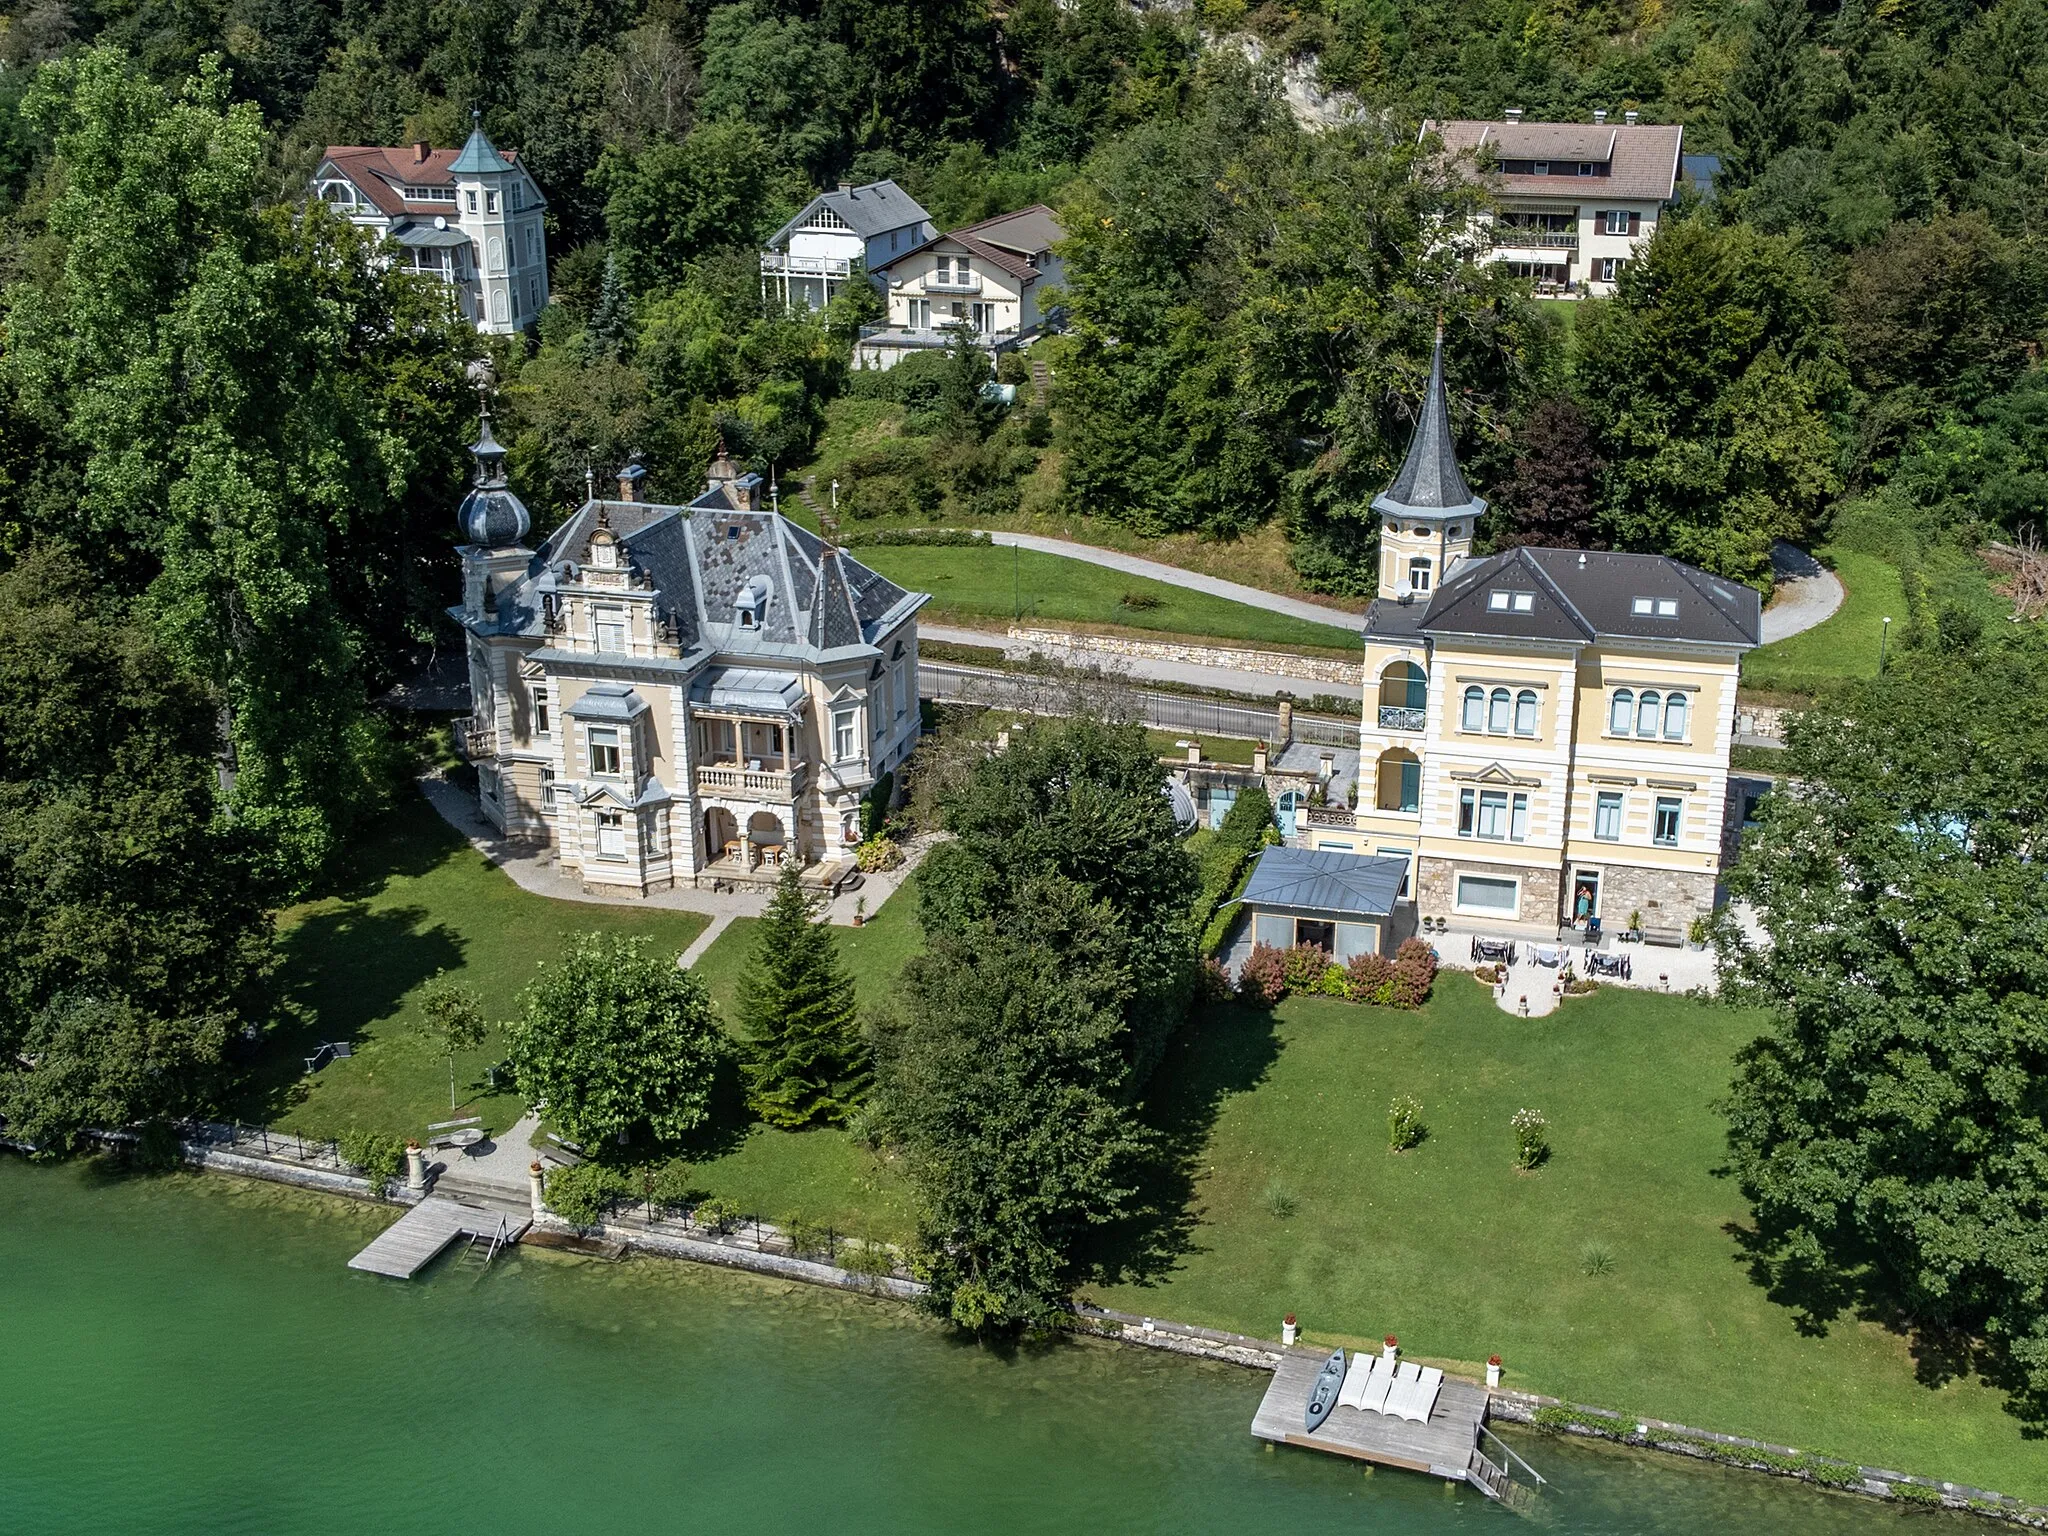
xmin=1760 ymin=540 xmax=1846 ymax=644
xmin=972 ymin=531 xmax=1364 ymax=632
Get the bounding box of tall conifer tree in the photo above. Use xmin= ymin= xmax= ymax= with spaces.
xmin=737 ymin=861 xmax=868 ymax=1127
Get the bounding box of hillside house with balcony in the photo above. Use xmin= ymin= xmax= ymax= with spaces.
xmin=315 ymin=124 xmax=549 ymax=333
xmin=1307 ymin=336 xmax=1761 ymax=937
xmin=1423 ymin=112 xmax=1683 ymax=296
xmin=856 ymin=205 xmax=1065 ymax=370
xmin=451 ymin=424 xmax=927 ymax=896
xmin=760 ymin=180 xmax=934 ymax=312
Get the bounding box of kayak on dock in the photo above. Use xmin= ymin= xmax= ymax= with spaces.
xmin=1303 ymin=1349 xmax=1347 ymax=1431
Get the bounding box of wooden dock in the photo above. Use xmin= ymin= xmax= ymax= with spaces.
xmin=347 ymin=1198 xmax=530 ymax=1279
xmin=1251 ymin=1351 xmax=1535 ymax=1506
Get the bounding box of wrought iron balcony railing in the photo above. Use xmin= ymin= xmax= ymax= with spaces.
xmin=1378 ymin=704 xmax=1427 ymax=732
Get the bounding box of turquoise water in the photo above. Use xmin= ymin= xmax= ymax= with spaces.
xmin=0 ymin=1161 xmax=1944 ymax=1534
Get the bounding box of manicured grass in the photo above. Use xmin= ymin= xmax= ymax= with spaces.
xmin=1741 ymin=546 xmax=1906 ymax=697
xmin=246 ymin=797 xmax=709 ymax=1141
xmin=1097 ymin=981 xmax=2044 ymax=1500
xmin=852 ymin=543 xmax=1358 ymax=652
xmin=1144 ymin=728 xmax=1258 ymax=766
xmin=677 ymin=874 xmax=927 ymax=1240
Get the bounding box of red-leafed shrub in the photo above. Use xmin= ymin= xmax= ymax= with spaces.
xmin=1236 ymin=944 xmax=1287 ymax=1007
xmin=1390 ymin=937 xmax=1439 ymax=1008
xmin=1280 ymin=943 xmax=1331 ymax=993
xmin=1345 ymin=951 xmax=1396 ymax=1004
xmin=1197 ymin=956 xmax=1235 ymax=1006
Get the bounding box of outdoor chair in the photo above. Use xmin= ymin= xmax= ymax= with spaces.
xmin=1395 ymin=1367 xmax=1444 ymax=1424
xmin=1335 ymin=1352 xmax=1372 ymax=1411
xmin=1358 ymin=1355 xmax=1397 ymax=1415
xmin=1381 ymin=1361 xmax=1424 ymax=1418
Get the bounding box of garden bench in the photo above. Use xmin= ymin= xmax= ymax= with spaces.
xmin=539 ymin=1133 xmax=583 ymax=1169
xmin=1640 ymin=926 xmax=1685 ymax=948
xmin=302 ymin=1041 xmax=353 ymax=1074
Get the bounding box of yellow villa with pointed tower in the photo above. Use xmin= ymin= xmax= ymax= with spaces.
xmin=1308 ymin=338 xmax=1763 ymax=939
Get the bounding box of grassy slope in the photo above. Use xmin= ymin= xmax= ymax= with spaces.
xmin=1741 ymin=547 xmax=1906 ymax=696
xmin=250 ymin=797 xmax=709 ymax=1140
xmin=1098 ymin=981 xmax=2042 ymax=1500
xmin=856 ymin=543 xmax=1356 ymax=652
xmin=678 ymin=874 xmax=928 ymax=1239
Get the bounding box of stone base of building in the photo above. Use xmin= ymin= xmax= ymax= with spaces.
xmin=1592 ymin=863 xmax=1717 ymax=934
xmin=1417 ymin=856 xmax=1561 ymax=935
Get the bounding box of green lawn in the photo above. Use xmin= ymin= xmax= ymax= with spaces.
xmin=853 ymin=544 xmax=1357 ymax=653
xmin=245 ymin=795 xmax=915 ymax=1239
xmin=1741 ymin=546 xmax=1906 ymax=697
xmin=1096 ymin=980 xmax=2044 ymax=1501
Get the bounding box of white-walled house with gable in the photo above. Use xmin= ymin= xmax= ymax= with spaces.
xmin=315 ymin=123 xmax=549 ymax=334
xmin=759 ymin=180 xmax=935 ymax=312
xmin=856 ymin=205 xmax=1065 ymax=369
xmin=451 ymin=424 xmax=928 ymax=896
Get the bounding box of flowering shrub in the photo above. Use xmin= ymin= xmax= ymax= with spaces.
xmin=1315 ymin=962 xmax=1350 ymax=997
xmin=856 ymin=836 xmax=905 ymax=872
xmin=1472 ymin=963 xmax=1502 ymax=986
xmin=1235 ymin=944 xmax=1286 ymax=1007
xmin=1280 ymin=943 xmax=1331 ymax=993
xmin=1510 ymin=1108 xmax=1550 ymax=1171
xmin=1388 ymin=1094 xmax=1426 ymax=1151
xmin=1390 ymin=938 xmax=1439 ymax=1008
xmin=1345 ymin=951 xmax=1396 ymax=1004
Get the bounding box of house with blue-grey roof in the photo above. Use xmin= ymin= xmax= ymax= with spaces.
xmin=452 ymin=422 xmax=927 ymax=896
xmin=760 ymin=180 xmax=935 ymax=313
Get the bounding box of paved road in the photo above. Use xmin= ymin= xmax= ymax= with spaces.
xmin=972 ymin=531 xmax=1365 ymax=632
xmin=921 ymin=622 xmax=1363 ymax=700
xmin=1759 ymin=540 xmax=1846 ymax=644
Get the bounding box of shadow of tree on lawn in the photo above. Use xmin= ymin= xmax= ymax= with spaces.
xmin=1083 ymin=998 xmax=1284 ymax=1291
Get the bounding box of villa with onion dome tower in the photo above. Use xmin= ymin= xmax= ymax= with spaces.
xmin=450 ymin=418 xmax=927 ymax=896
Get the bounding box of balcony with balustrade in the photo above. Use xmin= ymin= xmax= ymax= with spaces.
xmin=695 ymin=760 xmax=807 ymax=800
xmin=760 ymin=252 xmax=852 ymax=279
xmin=922 ymin=270 xmax=983 ymax=293
xmin=1375 ymin=662 xmax=1428 ymax=734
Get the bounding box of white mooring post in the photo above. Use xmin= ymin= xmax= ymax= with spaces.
xmin=1486 ymin=1355 xmax=1502 ymax=1388
xmin=1281 ymin=1315 xmax=1298 ymax=1347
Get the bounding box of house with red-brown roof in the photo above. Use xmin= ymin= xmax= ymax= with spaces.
xmin=1422 ymin=111 xmax=1684 ymax=297
xmin=856 ymin=205 xmax=1065 ymax=369
xmin=314 ymin=123 xmax=549 ymax=334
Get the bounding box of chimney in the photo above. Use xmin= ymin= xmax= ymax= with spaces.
xmin=414 ymin=140 xmax=430 ymax=164
xmin=617 ymin=458 xmax=646 ymax=503
xmin=837 ymin=182 xmax=853 ymax=195
xmin=1505 ymin=107 xmax=1523 ymax=124
xmin=1593 ymin=109 xmax=1607 ymax=125
xmin=1624 ymin=109 xmax=1639 ymax=126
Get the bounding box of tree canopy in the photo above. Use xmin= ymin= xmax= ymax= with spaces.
xmin=737 ymin=860 xmax=868 ymax=1128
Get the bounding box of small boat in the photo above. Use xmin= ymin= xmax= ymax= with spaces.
xmin=1303 ymin=1349 xmax=1347 ymax=1432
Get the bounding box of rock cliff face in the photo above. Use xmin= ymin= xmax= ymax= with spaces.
xmin=1210 ymin=32 xmax=1371 ymax=131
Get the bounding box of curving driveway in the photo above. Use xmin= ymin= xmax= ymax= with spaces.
xmin=1759 ymin=540 xmax=1846 ymax=644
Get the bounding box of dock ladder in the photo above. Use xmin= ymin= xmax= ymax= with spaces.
xmin=1470 ymin=1425 xmax=1545 ymax=1512
xmin=457 ymin=1215 xmax=512 ymax=1276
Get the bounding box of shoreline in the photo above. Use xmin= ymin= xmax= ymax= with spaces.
xmin=15 ymin=1132 xmax=2042 ymax=1526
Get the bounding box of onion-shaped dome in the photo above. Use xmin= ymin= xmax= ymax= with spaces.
xmin=456 ymin=410 xmax=530 ymax=549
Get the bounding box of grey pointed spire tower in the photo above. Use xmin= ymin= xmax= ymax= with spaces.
xmin=1373 ymin=329 xmax=1484 ymax=602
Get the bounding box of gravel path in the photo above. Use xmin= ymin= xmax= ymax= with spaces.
xmin=1759 ymin=540 xmax=1846 ymax=643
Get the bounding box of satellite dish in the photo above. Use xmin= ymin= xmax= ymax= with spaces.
xmin=435 ymin=215 xmax=448 ymax=231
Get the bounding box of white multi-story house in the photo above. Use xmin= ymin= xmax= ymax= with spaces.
xmin=452 ymin=424 xmax=928 ymax=896
xmin=1307 ymin=336 xmax=1762 ymax=938
xmin=856 ymin=206 xmax=1065 ymax=370
xmin=1424 ymin=112 xmax=1683 ymax=296
xmin=759 ymin=180 xmax=935 ymax=312
xmin=315 ymin=124 xmax=550 ymax=334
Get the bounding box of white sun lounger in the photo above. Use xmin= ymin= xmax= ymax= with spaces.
xmin=1380 ymin=1360 xmax=1424 ymax=1418
xmin=1390 ymin=1365 xmax=1444 ymax=1424
xmin=1335 ymin=1352 xmax=1371 ymax=1410
xmin=1358 ymin=1355 xmax=1397 ymax=1414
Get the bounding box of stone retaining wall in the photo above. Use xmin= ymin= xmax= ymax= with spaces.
xmin=1008 ymin=627 xmax=1362 ymax=687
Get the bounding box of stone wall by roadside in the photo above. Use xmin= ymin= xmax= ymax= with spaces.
xmin=1008 ymin=627 xmax=1362 ymax=688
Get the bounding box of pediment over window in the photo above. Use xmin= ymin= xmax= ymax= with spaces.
xmin=1451 ymin=762 xmax=1543 ymax=788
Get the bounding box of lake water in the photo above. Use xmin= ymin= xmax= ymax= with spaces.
xmin=0 ymin=1160 xmax=1944 ymax=1534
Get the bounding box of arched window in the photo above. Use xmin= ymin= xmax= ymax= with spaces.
xmin=1514 ymin=690 xmax=1539 ymax=736
xmin=1488 ymin=688 xmax=1511 ymax=734
xmin=1376 ymin=749 xmax=1421 ymax=814
xmin=1609 ymin=690 xmax=1633 ymax=735
xmin=1462 ymin=686 xmax=1485 ymax=732
xmin=1663 ymin=692 xmax=1688 ymax=740
xmin=1379 ymin=661 xmax=1427 ymax=710
xmin=1637 ymin=690 xmax=1661 ymax=738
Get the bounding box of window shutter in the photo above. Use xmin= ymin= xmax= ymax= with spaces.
xmin=1628 ymin=211 xmax=1641 ymax=235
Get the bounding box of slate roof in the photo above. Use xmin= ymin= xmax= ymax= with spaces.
xmin=1373 ymin=332 xmax=1486 ymax=523
xmin=1412 ymin=546 xmax=1761 ymax=649
xmin=482 ymin=472 xmax=924 ymax=660
xmin=1240 ymin=847 xmax=1408 ymax=919
xmin=448 ymin=125 xmax=513 ymax=175
xmin=1421 ymin=119 xmax=1684 ymax=202
xmin=769 ymin=180 xmax=931 ymax=244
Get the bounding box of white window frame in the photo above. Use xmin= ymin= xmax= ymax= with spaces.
xmin=1663 ymin=693 xmax=1689 ymax=740
xmin=534 ymin=688 xmax=551 ymax=737
xmin=1514 ymin=689 xmax=1539 ymax=737
xmin=588 ymin=727 xmax=621 ymax=778
xmin=541 ymin=766 xmax=557 ymax=806
xmin=1609 ymin=689 xmax=1634 ymax=735
xmin=1408 ymin=557 xmax=1432 ymax=593
xmin=1487 ymin=688 xmax=1511 ymax=734
xmin=1594 ymin=791 xmax=1623 ymax=841
xmin=1653 ymin=796 xmax=1682 ymax=847
xmin=1475 ymin=790 xmax=1510 ymax=840
xmin=1454 ymin=873 xmax=1521 ymax=917
xmin=832 ymin=707 xmax=859 ymax=763
xmin=1604 ymin=209 xmax=1629 ymax=235
xmin=594 ymin=607 xmax=626 ymax=653
xmin=595 ymin=810 xmax=626 ymax=860
xmin=1462 ymin=686 xmax=1485 ymax=733
xmin=1637 ymin=690 xmax=1662 ymax=739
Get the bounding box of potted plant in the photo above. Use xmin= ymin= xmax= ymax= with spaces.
xmin=1687 ymin=915 xmax=1709 ymax=950
xmin=1486 ymin=1354 xmax=1503 ymax=1388
xmin=853 ymin=895 xmax=867 ymax=928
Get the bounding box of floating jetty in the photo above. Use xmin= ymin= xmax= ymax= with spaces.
xmin=1250 ymin=1351 xmax=1540 ymax=1507
xmin=347 ymin=1197 xmax=529 ymax=1279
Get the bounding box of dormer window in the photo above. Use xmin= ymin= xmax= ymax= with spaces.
xmin=1531 ymin=161 xmax=1550 ymax=175
xmin=1631 ymin=596 xmax=1680 ymax=617
xmin=1408 ymin=558 xmax=1432 ymax=594
xmin=734 ymin=575 xmax=770 ymax=629
xmin=594 ymin=608 xmax=626 ymax=653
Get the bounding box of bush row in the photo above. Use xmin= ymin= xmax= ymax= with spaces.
xmin=1225 ymin=938 xmax=1439 ymax=1009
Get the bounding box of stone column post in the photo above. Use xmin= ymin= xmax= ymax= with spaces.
xmin=1277 ymin=699 xmax=1294 ymax=747
xmin=529 ymin=1161 xmax=547 ymax=1216
xmin=405 ymin=1141 xmax=425 ymax=1192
